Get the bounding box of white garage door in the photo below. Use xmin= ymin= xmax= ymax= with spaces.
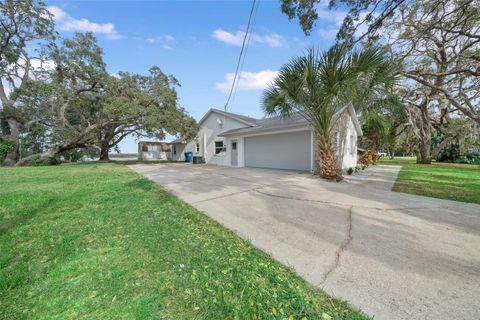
xmin=244 ymin=130 xmax=311 ymax=171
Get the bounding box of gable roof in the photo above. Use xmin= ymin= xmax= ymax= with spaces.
xmin=218 ymin=104 xmax=363 ymax=137
xmin=219 ymin=113 xmax=308 ymax=136
xmin=346 ymin=103 xmax=363 ymax=136
xmin=138 ymin=141 xmax=170 ymax=145
xmin=198 ymin=108 xmax=258 ymax=127
xmin=170 ymin=137 xmax=186 ymax=144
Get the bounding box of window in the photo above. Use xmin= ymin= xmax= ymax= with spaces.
xmin=350 ymin=135 xmax=355 ymax=155
xmin=232 ymin=141 xmax=237 ymax=150
xmin=173 ymin=145 xmax=177 ymax=155
xmin=335 ymin=132 xmax=340 ymax=156
xmin=196 ymin=142 xmax=200 ymax=153
xmin=148 ymin=145 xmax=157 ymax=152
xmin=215 ymin=141 xmax=226 ymax=154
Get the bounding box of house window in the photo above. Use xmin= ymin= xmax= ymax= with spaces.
xmin=350 ymin=135 xmax=355 ymax=155
xmin=196 ymin=142 xmax=200 ymax=153
xmin=232 ymin=142 xmax=237 ymax=150
xmin=215 ymin=141 xmax=226 ymax=154
xmin=173 ymin=145 xmax=177 ymax=155
xmin=148 ymin=145 xmax=157 ymax=152
xmin=335 ymin=132 xmax=340 ymax=156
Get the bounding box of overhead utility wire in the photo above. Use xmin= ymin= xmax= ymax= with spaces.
xmin=231 ymin=0 xmax=259 ymax=106
xmin=224 ymin=0 xmax=257 ymax=112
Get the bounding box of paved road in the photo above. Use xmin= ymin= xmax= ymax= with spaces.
xmin=129 ymin=163 xmax=480 ymax=320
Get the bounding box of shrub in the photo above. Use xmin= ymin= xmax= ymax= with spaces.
xmin=0 ymin=139 xmax=16 ymax=161
xmin=436 ymin=145 xmax=480 ymax=164
xmin=359 ymin=150 xmax=380 ymax=165
xmin=24 ymin=155 xmax=62 ymax=166
xmin=346 ymin=167 xmax=354 ymax=175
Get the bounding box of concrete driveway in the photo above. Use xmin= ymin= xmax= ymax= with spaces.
xmin=129 ymin=163 xmax=480 ymax=320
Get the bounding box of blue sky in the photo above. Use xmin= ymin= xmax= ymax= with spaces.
xmin=46 ymin=0 xmax=345 ymax=152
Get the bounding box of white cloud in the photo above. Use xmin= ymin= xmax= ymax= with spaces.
xmin=215 ymin=70 xmax=279 ymax=92
xmin=30 ymin=59 xmax=56 ymax=71
xmin=1 ymin=59 xmax=55 ymax=99
xmin=315 ymin=0 xmax=347 ymax=39
xmin=318 ymin=28 xmax=339 ymax=39
xmin=316 ymin=1 xmax=377 ymax=40
xmin=47 ymin=6 xmax=122 ymax=40
xmin=212 ymin=29 xmax=286 ymax=48
xmin=145 ymin=35 xmax=175 ymax=49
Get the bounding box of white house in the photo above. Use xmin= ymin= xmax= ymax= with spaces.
xmin=171 ymin=105 xmax=362 ymax=172
xmin=138 ymin=141 xmax=171 ymax=161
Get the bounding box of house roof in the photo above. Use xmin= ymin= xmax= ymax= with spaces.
xmin=198 ymin=108 xmax=258 ymax=127
xmin=219 ymin=113 xmax=308 ymax=136
xmin=173 ymin=105 xmax=362 ymax=141
xmin=219 ymin=104 xmax=363 ymax=137
xmin=138 ymin=141 xmax=170 ymax=145
xmin=170 ymin=137 xmax=186 ymax=144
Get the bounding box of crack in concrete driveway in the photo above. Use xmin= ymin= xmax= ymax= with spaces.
xmin=129 ymin=163 xmax=480 ymax=320
xmin=319 ymin=206 xmax=354 ymax=285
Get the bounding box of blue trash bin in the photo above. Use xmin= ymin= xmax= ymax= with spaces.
xmin=184 ymin=152 xmax=193 ymax=163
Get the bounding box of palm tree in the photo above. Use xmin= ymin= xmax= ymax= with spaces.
xmin=262 ymin=44 xmax=399 ymax=179
xmin=362 ymin=112 xmax=392 ymax=151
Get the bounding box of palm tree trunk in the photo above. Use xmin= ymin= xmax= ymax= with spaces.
xmin=316 ymin=134 xmax=339 ymax=180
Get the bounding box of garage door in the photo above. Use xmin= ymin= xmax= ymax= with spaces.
xmin=245 ymin=130 xmax=311 ymax=171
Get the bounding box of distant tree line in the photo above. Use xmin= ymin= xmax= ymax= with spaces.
xmin=0 ymin=0 xmax=198 ymax=166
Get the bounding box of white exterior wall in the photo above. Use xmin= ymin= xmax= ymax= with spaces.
xmin=224 ymin=136 xmax=245 ymax=167
xmin=177 ymin=108 xmax=359 ymax=170
xmin=340 ymin=115 xmax=358 ymax=169
xmin=202 ymin=113 xmax=248 ymax=165
xmin=171 ymin=143 xmax=187 ymax=161
xmin=139 ymin=151 xmax=169 ymax=160
xmin=226 ymin=128 xmax=312 ymax=171
xmin=177 ymin=111 xmax=250 ymax=165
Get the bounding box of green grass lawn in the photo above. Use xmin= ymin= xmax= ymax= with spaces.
xmin=378 ymin=157 xmax=480 ymax=204
xmin=0 ymin=164 xmax=366 ymax=320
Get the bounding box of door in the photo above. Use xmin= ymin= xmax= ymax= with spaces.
xmin=244 ymin=130 xmax=311 ymax=171
xmin=230 ymin=140 xmax=238 ymax=166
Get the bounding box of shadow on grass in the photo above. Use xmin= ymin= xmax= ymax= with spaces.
xmin=0 ymin=198 xmax=54 ymax=236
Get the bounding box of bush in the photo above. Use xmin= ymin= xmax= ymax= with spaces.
xmin=24 ymin=155 xmax=62 ymax=166
xmin=359 ymin=150 xmax=380 ymax=165
xmin=60 ymin=148 xmax=99 ymax=163
xmin=436 ymin=145 xmax=480 ymax=164
xmin=0 ymin=139 xmax=16 ymax=161
xmin=346 ymin=167 xmax=354 ymax=175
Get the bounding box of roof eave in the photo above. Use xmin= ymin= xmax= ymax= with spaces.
xmin=199 ymin=108 xmax=257 ymax=127
xmin=218 ymin=123 xmax=309 ymax=137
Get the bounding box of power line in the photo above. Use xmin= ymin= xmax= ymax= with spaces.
xmin=231 ymin=0 xmax=259 ymax=106
xmin=224 ymin=0 xmax=257 ymax=112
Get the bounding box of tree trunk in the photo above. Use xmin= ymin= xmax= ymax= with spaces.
xmin=388 ymin=149 xmax=395 ymax=160
xmin=3 ymin=117 xmax=20 ymax=166
xmin=99 ymin=140 xmax=110 ymax=161
xmin=317 ymin=134 xmax=341 ymax=180
xmin=417 ymin=103 xmax=432 ymax=164
xmin=15 ymin=147 xmax=57 ymax=166
xmin=15 ymin=140 xmax=86 ymax=166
